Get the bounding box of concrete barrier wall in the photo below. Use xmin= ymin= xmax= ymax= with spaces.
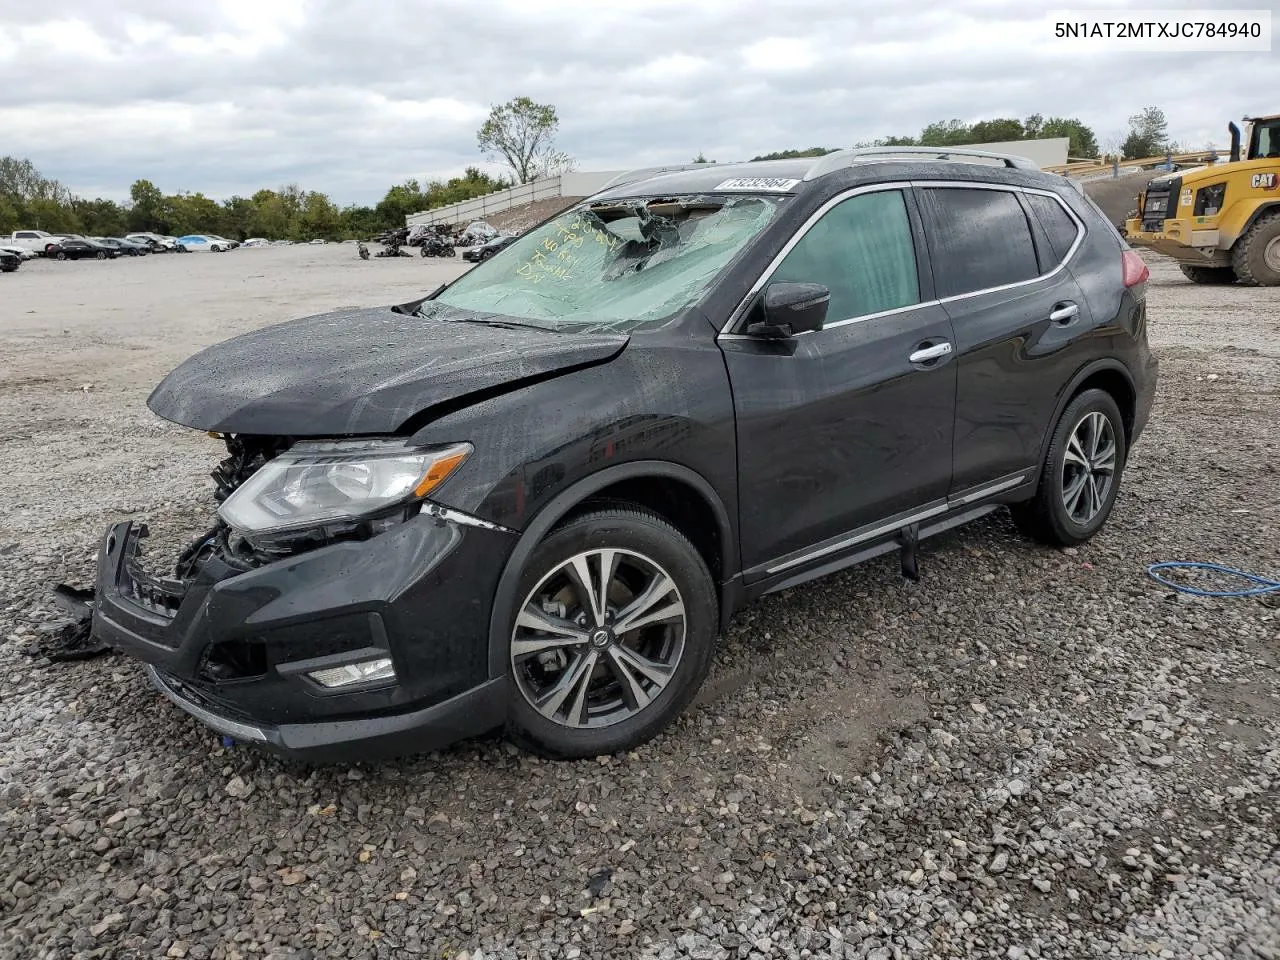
xmin=406 ymin=139 xmax=1072 ymax=226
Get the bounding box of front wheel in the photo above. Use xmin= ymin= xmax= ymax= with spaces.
xmin=1179 ymin=263 xmax=1236 ymax=285
xmin=505 ymin=508 xmax=717 ymax=759
xmin=1232 ymin=212 xmax=1280 ymax=286
xmin=1010 ymin=389 xmax=1127 ymax=547
xmin=95 ymin=251 xmax=106 ymax=260
xmin=56 ymin=251 xmax=68 ymax=261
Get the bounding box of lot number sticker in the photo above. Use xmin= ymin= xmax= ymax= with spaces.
xmin=714 ymin=178 xmax=800 ymax=191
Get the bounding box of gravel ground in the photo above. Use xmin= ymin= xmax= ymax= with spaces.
xmin=1 ymin=247 xmax=1277 ymax=959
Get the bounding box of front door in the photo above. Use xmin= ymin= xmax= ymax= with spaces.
xmin=720 ymin=186 xmax=957 ymax=575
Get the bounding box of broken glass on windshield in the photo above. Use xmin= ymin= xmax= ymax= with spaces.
xmin=428 ymin=195 xmax=782 ymax=333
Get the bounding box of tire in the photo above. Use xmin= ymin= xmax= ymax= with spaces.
xmin=1179 ymin=263 xmax=1236 ymax=285
xmin=56 ymin=251 xmax=67 ymax=261
xmin=420 ymin=246 xmax=430 ymax=258
xmin=1010 ymin=388 xmax=1127 ymax=547
xmin=95 ymin=251 xmax=106 ymax=260
xmin=481 ymin=249 xmax=494 ymax=261
xmin=504 ymin=507 xmax=717 ymax=759
xmin=1231 ymin=212 xmax=1280 ymax=286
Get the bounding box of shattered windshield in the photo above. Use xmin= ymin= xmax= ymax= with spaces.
xmin=427 ymin=195 xmax=781 ymax=332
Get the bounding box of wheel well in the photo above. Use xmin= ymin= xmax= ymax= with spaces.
xmin=1072 ymin=369 xmax=1135 ymax=442
xmin=564 ymin=477 xmax=724 ymax=581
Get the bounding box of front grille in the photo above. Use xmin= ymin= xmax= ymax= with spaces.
xmin=121 ymin=531 xmax=188 ymax=622
xmin=1141 ymin=189 xmax=1171 ymax=232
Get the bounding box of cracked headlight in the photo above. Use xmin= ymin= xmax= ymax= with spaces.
xmin=218 ymin=440 xmax=471 ymax=535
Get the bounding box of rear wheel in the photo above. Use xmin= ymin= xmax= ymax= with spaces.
xmin=505 ymin=508 xmax=716 ymax=758
xmin=1011 ymin=389 xmax=1127 ymax=547
xmin=56 ymin=251 xmax=67 ymax=261
xmin=1232 ymin=212 xmax=1280 ymax=286
xmin=1179 ymin=263 xmax=1236 ymax=285
xmin=95 ymin=251 xmax=106 ymax=260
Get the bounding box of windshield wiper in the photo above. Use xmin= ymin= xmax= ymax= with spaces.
xmin=441 ymin=313 xmax=555 ymax=333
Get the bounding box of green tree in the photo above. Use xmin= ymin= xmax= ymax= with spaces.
xmin=1123 ymin=107 xmax=1170 ymax=159
xmin=72 ymin=197 xmax=127 ymax=236
xmin=1041 ymin=117 xmax=1099 ymax=158
xmin=127 ymin=179 xmax=166 ymax=232
xmin=298 ymin=190 xmax=341 ymax=240
xmin=339 ymin=204 xmax=382 ymax=239
xmin=750 ymin=147 xmax=837 ymax=161
xmin=477 ymin=96 xmax=570 ymax=184
xmin=968 ymin=118 xmax=1026 ymax=143
xmin=217 ymin=196 xmax=254 ymax=239
xmin=919 ymin=119 xmax=974 ymax=147
xmin=374 ymin=179 xmax=430 ymax=227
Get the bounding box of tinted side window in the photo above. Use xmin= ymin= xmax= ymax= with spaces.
xmin=921 ymin=188 xmax=1038 ymax=298
xmin=1024 ymin=192 xmax=1080 ymax=266
xmin=771 ymin=190 xmax=920 ymax=322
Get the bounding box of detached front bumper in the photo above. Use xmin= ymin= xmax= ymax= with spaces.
xmin=92 ymin=512 xmax=515 ymax=762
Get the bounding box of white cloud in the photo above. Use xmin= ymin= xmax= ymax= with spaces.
xmin=0 ymin=0 xmax=1276 ymax=204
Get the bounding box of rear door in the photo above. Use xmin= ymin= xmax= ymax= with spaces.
xmin=721 ymin=185 xmax=957 ymax=574
xmin=916 ymin=183 xmax=1092 ymax=494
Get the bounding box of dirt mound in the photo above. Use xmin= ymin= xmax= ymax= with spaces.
xmin=1083 ymin=171 xmax=1163 ymax=227
xmin=488 ymin=196 xmax=584 ymax=235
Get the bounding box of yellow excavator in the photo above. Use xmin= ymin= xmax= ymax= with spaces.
xmin=1124 ymin=114 xmax=1280 ymax=285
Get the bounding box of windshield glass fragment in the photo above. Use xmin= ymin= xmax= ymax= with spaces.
xmin=428 ymin=195 xmax=782 ymax=332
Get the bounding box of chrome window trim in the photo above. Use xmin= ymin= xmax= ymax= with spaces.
xmin=718 ymin=181 xmax=915 ymax=335
xmin=718 ymin=179 xmax=1086 ymax=338
xmin=911 ymin=180 xmax=1086 ymax=304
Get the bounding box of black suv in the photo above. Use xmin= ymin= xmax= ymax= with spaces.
xmin=92 ymin=148 xmax=1157 ymax=761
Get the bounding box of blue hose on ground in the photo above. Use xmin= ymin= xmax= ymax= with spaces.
xmin=1147 ymin=561 xmax=1280 ymax=598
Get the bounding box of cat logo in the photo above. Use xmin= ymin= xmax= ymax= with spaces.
xmin=1251 ymin=173 xmax=1278 ymax=190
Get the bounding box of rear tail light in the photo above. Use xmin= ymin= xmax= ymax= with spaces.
xmin=1122 ymin=250 xmax=1150 ymax=288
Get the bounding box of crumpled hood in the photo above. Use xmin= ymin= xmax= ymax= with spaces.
xmin=147 ymin=306 xmax=628 ymax=435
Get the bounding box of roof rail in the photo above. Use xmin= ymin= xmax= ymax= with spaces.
xmin=804 ymin=146 xmax=1040 ymax=180
xmin=596 ymin=164 xmax=715 ymax=192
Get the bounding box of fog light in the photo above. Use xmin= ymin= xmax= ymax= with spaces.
xmin=307 ymin=657 xmax=395 ymax=688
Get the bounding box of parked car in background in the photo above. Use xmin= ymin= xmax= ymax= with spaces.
xmin=125 ymin=233 xmax=180 ymax=253
xmin=0 ymin=248 xmax=21 ymax=273
xmin=0 ymin=244 xmax=38 ymax=261
xmin=94 ymin=237 xmax=148 ymax=257
xmin=208 ymin=235 xmax=240 ymax=249
xmin=242 ymin=238 xmax=270 ymax=248
xmin=310 ymin=238 xmax=327 ymax=245
xmin=47 ymin=238 xmax=118 ymax=260
xmin=462 ymin=235 xmax=518 ymax=262
xmin=7 ymin=230 xmax=70 ymax=255
xmin=176 ymin=235 xmax=232 ymax=253
xmin=457 ymin=220 xmax=499 ymax=246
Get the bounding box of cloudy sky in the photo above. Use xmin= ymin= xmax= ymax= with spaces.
xmin=2 ymin=0 xmax=1277 ymax=206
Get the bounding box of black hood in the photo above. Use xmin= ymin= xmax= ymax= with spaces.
xmin=147 ymin=307 xmax=628 ymax=435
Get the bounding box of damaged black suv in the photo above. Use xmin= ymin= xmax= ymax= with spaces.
xmin=93 ymin=148 xmax=1157 ymax=761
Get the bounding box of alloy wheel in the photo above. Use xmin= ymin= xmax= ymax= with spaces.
xmin=1061 ymin=411 xmax=1116 ymax=524
xmin=511 ymin=548 xmax=686 ymax=729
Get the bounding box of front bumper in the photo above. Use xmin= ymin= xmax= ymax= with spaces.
xmin=92 ymin=511 xmax=516 ymax=762
xmin=1123 ymin=218 xmax=1229 ymax=265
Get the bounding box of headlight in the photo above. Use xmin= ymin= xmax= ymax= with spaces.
xmin=218 ymin=440 xmax=471 ymax=535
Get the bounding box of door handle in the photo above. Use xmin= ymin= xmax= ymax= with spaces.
xmin=908 ymin=341 xmax=953 ymax=364
xmin=1049 ymin=302 xmax=1080 ymax=324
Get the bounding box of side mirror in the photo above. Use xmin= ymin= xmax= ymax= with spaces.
xmin=747 ymin=282 xmax=829 ymax=339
